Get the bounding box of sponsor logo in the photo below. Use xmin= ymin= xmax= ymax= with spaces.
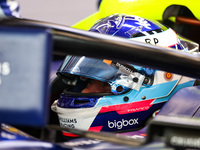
xmin=0 ymin=62 xmax=10 ymax=86
xmin=116 ymin=62 xmax=134 ymax=74
xmin=170 ymin=136 xmax=200 ymax=149
xmin=59 ymin=118 xmax=77 ymax=123
xmin=127 ymin=106 xmax=150 ymax=113
xmin=108 ymin=118 xmax=139 ymax=129
xmin=59 ymin=118 xmax=77 ymax=129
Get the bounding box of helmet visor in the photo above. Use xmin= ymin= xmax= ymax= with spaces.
xmin=176 ymin=35 xmax=199 ymax=53
xmin=57 ymin=55 xmax=145 ymax=91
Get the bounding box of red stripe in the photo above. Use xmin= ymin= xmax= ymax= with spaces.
xmin=62 ymin=132 xmax=79 ymax=137
xmin=88 ymin=126 xmax=103 ymax=132
xmin=99 ymin=99 xmax=154 ymax=114
xmin=63 ymin=126 xmax=103 ymax=137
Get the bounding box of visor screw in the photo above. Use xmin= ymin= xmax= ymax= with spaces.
xmin=143 ymin=77 xmax=149 ymax=84
xmin=142 ymin=96 xmax=146 ymax=100
xmin=133 ymin=77 xmax=138 ymax=82
xmin=117 ymin=86 xmax=123 ymax=92
xmin=124 ymin=96 xmax=129 ymax=102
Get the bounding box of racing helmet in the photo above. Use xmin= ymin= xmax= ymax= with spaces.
xmin=52 ymin=14 xmax=198 ymax=136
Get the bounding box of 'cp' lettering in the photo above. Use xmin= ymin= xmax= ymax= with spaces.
xmin=145 ymin=38 xmax=159 ymax=45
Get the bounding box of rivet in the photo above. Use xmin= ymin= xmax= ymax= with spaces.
xmin=142 ymin=96 xmax=146 ymax=100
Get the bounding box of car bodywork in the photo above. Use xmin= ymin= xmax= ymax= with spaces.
xmin=73 ymin=0 xmax=200 ymax=31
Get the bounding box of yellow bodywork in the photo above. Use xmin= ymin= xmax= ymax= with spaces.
xmin=72 ymin=0 xmax=199 ymax=30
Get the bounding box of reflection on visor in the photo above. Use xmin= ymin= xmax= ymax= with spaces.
xmin=58 ymin=55 xmax=145 ymax=91
xmin=168 ymin=34 xmax=199 ymax=53
xmin=177 ymin=36 xmax=199 ymax=53
xmin=58 ymin=56 xmax=118 ymax=82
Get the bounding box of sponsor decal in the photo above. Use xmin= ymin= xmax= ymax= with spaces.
xmin=108 ymin=118 xmax=139 ymax=129
xmin=0 ymin=62 xmax=10 ymax=86
xmin=170 ymin=136 xmax=200 ymax=149
xmin=127 ymin=106 xmax=150 ymax=113
xmin=115 ymin=62 xmax=134 ymax=74
xmin=59 ymin=118 xmax=77 ymax=129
